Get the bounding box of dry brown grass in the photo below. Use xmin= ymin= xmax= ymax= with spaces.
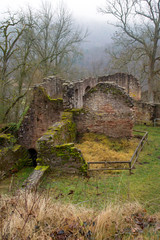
xmin=75 ymin=133 xmax=139 ymax=169
xmin=0 ymin=191 xmax=159 ymax=240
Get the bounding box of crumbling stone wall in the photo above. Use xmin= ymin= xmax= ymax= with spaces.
xmin=74 ymin=82 xmax=134 ymax=138
xmin=37 ymin=112 xmax=76 ymax=147
xmin=38 ymin=76 xmax=64 ymax=98
xmin=18 ymin=86 xmax=63 ymax=149
xmin=36 ymin=112 xmax=86 ymax=174
xmin=142 ymin=90 xmax=160 ymax=103
xmin=98 ymin=73 xmax=141 ymax=101
xmin=63 ymin=77 xmax=98 ymax=109
xmin=134 ymin=101 xmax=155 ymax=125
xmin=155 ymin=104 xmax=160 ymax=118
xmin=0 ymin=133 xmax=30 ymax=179
xmin=63 ymin=74 xmax=141 ymax=110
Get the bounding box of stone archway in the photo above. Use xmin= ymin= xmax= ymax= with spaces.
xmin=28 ymin=148 xmax=37 ymax=167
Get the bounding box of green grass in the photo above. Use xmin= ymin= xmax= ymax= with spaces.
xmin=0 ymin=125 xmax=160 ymax=214
xmin=39 ymin=125 xmax=160 ymax=213
xmin=0 ymin=167 xmax=34 ymax=194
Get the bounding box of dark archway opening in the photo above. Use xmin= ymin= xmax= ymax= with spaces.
xmin=75 ymin=89 xmax=78 ymax=108
xmin=28 ymin=148 xmax=37 ymax=167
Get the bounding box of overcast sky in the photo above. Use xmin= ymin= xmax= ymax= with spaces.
xmin=0 ymin=0 xmax=114 ymax=48
xmin=1 ymin=0 xmax=107 ymax=22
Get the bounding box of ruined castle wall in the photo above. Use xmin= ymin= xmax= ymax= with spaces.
xmin=133 ymin=101 xmax=155 ymax=125
xmin=74 ymin=83 xmax=134 ymax=138
xmin=155 ymin=104 xmax=160 ymax=118
xmin=36 ymin=112 xmax=86 ymax=174
xmin=98 ymin=73 xmax=141 ymax=100
xmin=63 ymin=77 xmax=98 ymax=109
xmin=38 ymin=76 xmax=63 ymax=99
xmin=142 ymin=90 xmax=160 ymax=103
xmin=18 ymin=87 xmax=63 ymax=149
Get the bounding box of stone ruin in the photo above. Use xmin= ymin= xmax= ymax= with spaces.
xmin=18 ymin=74 xmax=139 ymax=150
xmin=98 ymin=73 xmax=141 ymax=100
xmin=1 ymin=73 xmax=160 ymax=179
xmin=74 ymin=82 xmax=134 ymax=138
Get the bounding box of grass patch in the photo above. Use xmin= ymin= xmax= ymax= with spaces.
xmin=0 ymin=126 xmax=160 ymax=239
xmin=0 ymin=125 xmax=160 ymax=215
xmin=38 ymin=125 xmax=160 ymax=214
xmin=75 ymin=132 xmax=139 ymax=169
xmin=0 ymin=167 xmax=34 ymax=194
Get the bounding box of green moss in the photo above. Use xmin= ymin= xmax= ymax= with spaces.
xmin=12 ymin=144 xmax=21 ymax=152
xmin=36 ymin=158 xmax=45 ymax=165
xmin=17 ymin=106 xmax=29 ymax=130
xmin=37 ymin=111 xmax=76 ymax=147
xmin=79 ymin=162 xmax=88 ymax=174
xmin=88 ymin=87 xmax=97 ymax=93
xmin=0 ymin=133 xmax=16 ymax=147
xmin=37 ymin=87 xmax=63 ymax=104
xmin=55 ymin=143 xmax=74 ymax=148
xmin=35 ymin=165 xmax=49 ymax=171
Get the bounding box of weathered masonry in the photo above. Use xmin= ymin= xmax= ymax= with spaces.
xmin=63 ymin=77 xmax=98 ymax=109
xmin=18 ymin=86 xmax=63 ymax=149
xmin=18 ymin=75 xmax=138 ymax=149
xmin=18 ymin=74 xmax=160 ymax=149
xmin=16 ymin=74 xmax=160 ymax=173
xmin=74 ymin=82 xmax=134 ymax=138
xmin=98 ymin=73 xmax=141 ymax=100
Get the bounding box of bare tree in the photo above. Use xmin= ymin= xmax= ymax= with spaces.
xmin=100 ymin=0 xmax=160 ymax=102
xmin=0 ymin=2 xmax=87 ymax=123
xmin=105 ymin=32 xmax=149 ymax=88
xmin=0 ymin=12 xmax=26 ymax=121
xmin=32 ymin=2 xmax=87 ymax=77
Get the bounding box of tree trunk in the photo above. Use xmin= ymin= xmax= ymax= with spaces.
xmin=148 ymin=71 xmax=154 ymax=103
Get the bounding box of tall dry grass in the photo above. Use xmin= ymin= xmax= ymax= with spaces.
xmin=0 ymin=191 xmax=159 ymax=240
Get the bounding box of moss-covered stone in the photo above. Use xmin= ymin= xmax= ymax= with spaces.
xmin=36 ymin=110 xmax=87 ymax=175
xmin=37 ymin=142 xmax=86 ymax=174
xmin=36 ymin=87 xmax=63 ymax=105
xmin=0 ymin=133 xmax=17 ymax=148
xmin=37 ymin=111 xmax=76 ymax=147
xmin=0 ymin=144 xmax=31 ymax=180
xmin=35 ymin=165 xmax=49 ymax=171
xmin=17 ymin=106 xmax=29 ymax=130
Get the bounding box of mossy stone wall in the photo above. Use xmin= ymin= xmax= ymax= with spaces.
xmin=37 ymin=112 xmax=86 ymax=174
xmin=0 ymin=134 xmax=31 ymax=179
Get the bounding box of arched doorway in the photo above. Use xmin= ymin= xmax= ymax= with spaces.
xmin=28 ymin=148 xmax=37 ymax=167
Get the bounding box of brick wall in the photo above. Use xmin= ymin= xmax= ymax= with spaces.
xmin=18 ymin=86 xmax=63 ymax=149
xmin=74 ymin=82 xmax=134 ymax=138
